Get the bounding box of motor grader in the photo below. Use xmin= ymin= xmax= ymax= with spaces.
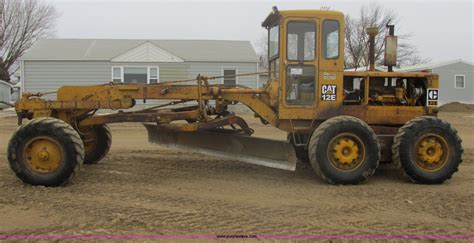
xmin=7 ymin=7 xmax=462 ymax=186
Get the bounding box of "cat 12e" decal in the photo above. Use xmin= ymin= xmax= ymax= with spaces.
xmin=321 ymin=84 xmax=337 ymax=101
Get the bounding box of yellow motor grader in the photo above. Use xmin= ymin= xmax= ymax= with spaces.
xmin=7 ymin=7 xmax=462 ymax=186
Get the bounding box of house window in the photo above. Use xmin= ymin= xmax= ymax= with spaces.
xmin=112 ymin=66 xmax=159 ymax=84
xmin=222 ymin=69 xmax=237 ymax=86
xmin=455 ymin=75 xmax=465 ymax=89
xmin=124 ymin=67 xmax=147 ymax=84
xmin=148 ymin=67 xmax=159 ymax=84
xmin=112 ymin=67 xmax=122 ymax=82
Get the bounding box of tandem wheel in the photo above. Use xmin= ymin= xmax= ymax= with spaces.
xmin=392 ymin=116 xmax=463 ymax=184
xmin=81 ymin=125 xmax=112 ymax=164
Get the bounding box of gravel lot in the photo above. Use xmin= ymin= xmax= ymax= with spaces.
xmin=0 ymin=110 xmax=473 ymax=235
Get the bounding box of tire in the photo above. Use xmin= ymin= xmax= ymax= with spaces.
xmin=82 ymin=125 xmax=112 ymax=164
xmin=392 ymin=116 xmax=463 ymax=184
xmin=288 ymin=133 xmax=310 ymax=163
xmin=7 ymin=117 xmax=84 ymax=186
xmin=308 ymin=116 xmax=380 ymax=185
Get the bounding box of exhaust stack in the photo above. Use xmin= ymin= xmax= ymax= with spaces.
xmin=366 ymin=27 xmax=379 ymax=71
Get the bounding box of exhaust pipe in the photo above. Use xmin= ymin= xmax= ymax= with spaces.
xmin=366 ymin=27 xmax=379 ymax=72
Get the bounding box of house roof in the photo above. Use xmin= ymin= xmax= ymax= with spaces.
xmin=344 ymin=66 xmax=386 ymax=72
xmin=21 ymin=39 xmax=259 ymax=62
xmin=345 ymin=59 xmax=474 ymax=72
xmin=396 ymin=59 xmax=474 ymax=72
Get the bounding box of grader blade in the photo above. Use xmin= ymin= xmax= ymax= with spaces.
xmin=144 ymin=124 xmax=297 ymax=171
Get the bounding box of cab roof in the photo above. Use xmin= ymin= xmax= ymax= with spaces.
xmin=262 ymin=7 xmax=344 ymax=28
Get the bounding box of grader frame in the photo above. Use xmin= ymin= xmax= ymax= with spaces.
xmin=16 ymin=72 xmax=438 ymax=129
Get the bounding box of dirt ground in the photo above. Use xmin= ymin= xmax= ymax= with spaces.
xmin=0 ymin=109 xmax=473 ymax=235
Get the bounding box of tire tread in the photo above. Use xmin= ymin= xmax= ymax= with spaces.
xmin=391 ymin=116 xmax=463 ymax=184
xmin=7 ymin=117 xmax=84 ymax=186
xmin=308 ymin=116 xmax=380 ymax=185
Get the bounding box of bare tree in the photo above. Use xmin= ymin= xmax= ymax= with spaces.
xmin=0 ymin=0 xmax=57 ymax=82
xmin=344 ymin=2 xmax=429 ymax=69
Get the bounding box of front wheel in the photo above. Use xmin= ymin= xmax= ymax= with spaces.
xmin=308 ymin=116 xmax=380 ymax=185
xmin=392 ymin=116 xmax=463 ymax=184
xmin=7 ymin=117 xmax=85 ymax=186
xmin=81 ymin=125 xmax=112 ymax=164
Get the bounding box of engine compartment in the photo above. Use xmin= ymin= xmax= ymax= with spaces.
xmin=343 ymin=76 xmax=427 ymax=106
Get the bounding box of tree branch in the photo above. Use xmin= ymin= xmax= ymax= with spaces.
xmin=0 ymin=0 xmax=57 ymax=82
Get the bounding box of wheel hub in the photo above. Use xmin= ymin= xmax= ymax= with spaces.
xmin=333 ymin=138 xmax=360 ymax=164
xmin=38 ymin=150 xmax=50 ymax=161
xmin=23 ymin=137 xmax=63 ymax=173
xmin=417 ymin=138 xmax=443 ymax=163
xmin=415 ymin=134 xmax=449 ymax=171
xmin=328 ymin=133 xmax=365 ymax=172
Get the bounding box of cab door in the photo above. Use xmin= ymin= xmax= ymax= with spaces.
xmin=318 ymin=19 xmax=344 ymax=108
xmin=278 ymin=17 xmax=319 ymax=119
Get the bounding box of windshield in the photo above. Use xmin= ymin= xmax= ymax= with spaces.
xmin=268 ymin=25 xmax=279 ymax=60
xmin=287 ymin=21 xmax=316 ymax=61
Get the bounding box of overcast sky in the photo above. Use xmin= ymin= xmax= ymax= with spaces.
xmin=49 ymin=0 xmax=473 ymax=63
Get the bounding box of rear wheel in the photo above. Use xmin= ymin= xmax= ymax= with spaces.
xmin=81 ymin=125 xmax=112 ymax=164
xmin=7 ymin=117 xmax=84 ymax=186
xmin=392 ymin=116 xmax=463 ymax=184
xmin=308 ymin=116 xmax=380 ymax=185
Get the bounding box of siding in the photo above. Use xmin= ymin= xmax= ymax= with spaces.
xmin=23 ymin=60 xmax=258 ymax=100
xmin=0 ymin=82 xmax=12 ymax=106
xmin=433 ymin=62 xmax=474 ymax=104
xmin=186 ymin=62 xmax=258 ymax=88
xmin=23 ymin=61 xmax=111 ymax=99
xmin=259 ymin=73 xmax=269 ymax=87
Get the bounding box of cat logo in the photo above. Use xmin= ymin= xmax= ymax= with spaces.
xmin=427 ymin=88 xmax=439 ymax=107
xmin=321 ymin=84 xmax=337 ymax=101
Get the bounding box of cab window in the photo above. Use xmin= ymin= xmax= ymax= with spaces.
xmin=323 ymin=20 xmax=340 ymax=59
xmin=287 ymin=22 xmax=316 ymax=61
xmin=285 ymin=65 xmax=315 ymax=105
xmin=269 ymin=58 xmax=280 ymax=80
xmin=268 ymin=25 xmax=279 ymax=60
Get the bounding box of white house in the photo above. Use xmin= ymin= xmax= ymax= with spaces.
xmin=20 ymin=39 xmax=260 ymax=100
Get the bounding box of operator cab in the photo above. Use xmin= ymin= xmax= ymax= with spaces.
xmin=262 ymin=7 xmax=345 ymax=119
